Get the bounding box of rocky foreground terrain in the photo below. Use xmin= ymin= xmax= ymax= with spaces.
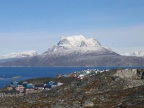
xmin=0 ymin=68 xmax=144 ymax=108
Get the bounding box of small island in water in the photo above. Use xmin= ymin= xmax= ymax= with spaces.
xmin=11 ymin=76 xmax=21 ymax=79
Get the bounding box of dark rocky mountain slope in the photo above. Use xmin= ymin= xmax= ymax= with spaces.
xmin=1 ymin=54 xmax=144 ymax=67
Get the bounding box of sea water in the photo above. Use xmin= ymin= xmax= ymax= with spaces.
xmin=0 ymin=67 xmax=142 ymax=88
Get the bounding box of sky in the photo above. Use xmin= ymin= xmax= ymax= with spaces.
xmin=0 ymin=0 xmax=144 ymax=55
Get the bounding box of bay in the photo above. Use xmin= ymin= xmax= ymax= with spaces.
xmin=0 ymin=67 xmax=143 ymax=88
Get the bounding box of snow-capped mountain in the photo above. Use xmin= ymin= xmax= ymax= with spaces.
xmin=121 ymin=51 xmax=144 ymax=57
xmin=2 ymin=35 xmax=144 ymax=67
xmin=44 ymin=35 xmax=116 ymax=55
xmin=0 ymin=50 xmax=39 ymax=60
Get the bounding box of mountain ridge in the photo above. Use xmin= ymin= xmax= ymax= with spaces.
xmin=121 ymin=51 xmax=144 ymax=57
xmin=1 ymin=35 xmax=144 ymax=67
xmin=0 ymin=50 xmax=39 ymax=60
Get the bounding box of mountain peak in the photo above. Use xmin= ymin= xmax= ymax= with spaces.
xmin=47 ymin=35 xmax=105 ymax=53
xmin=58 ymin=35 xmax=101 ymax=48
xmin=44 ymin=35 xmax=117 ymax=56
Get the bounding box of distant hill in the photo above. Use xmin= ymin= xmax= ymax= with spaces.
xmin=121 ymin=51 xmax=144 ymax=57
xmin=0 ymin=50 xmax=38 ymax=60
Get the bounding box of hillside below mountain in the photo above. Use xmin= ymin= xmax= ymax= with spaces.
xmin=0 ymin=68 xmax=144 ymax=108
xmin=1 ymin=35 xmax=144 ymax=66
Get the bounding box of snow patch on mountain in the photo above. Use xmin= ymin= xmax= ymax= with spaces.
xmin=0 ymin=50 xmax=39 ymax=59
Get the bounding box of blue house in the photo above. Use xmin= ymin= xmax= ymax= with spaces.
xmin=49 ymin=81 xmax=54 ymax=86
xmin=27 ymin=83 xmax=33 ymax=88
xmin=12 ymin=81 xmax=18 ymax=87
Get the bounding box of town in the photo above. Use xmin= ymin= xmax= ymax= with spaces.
xmin=0 ymin=68 xmax=108 ymax=97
